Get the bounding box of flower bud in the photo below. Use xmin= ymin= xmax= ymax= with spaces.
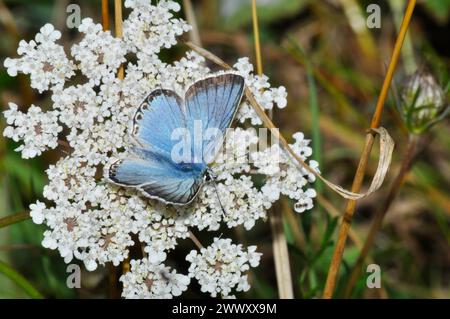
xmin=400 ymin=68 xmax=448 ymax=134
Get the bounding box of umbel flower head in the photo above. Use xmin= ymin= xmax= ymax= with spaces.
xmin=2 ymin=0 xmax=317 ymax=298
xmin=399 ymin=68 xmax=449 ymax=134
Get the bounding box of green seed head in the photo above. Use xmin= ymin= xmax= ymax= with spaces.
xmin=400 ymin=68 xmax=448 ymax=134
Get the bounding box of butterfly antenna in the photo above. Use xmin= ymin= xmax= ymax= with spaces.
xmin=211 ymin=178 xmax=227 ymax=218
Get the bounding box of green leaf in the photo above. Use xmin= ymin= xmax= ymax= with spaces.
xmin=0 ymin=259 xmax=44 ymax=299
xmin=220 ymin=0 xmax=309 ymax=30
xmin=423 ymin=0 xmax=450 ymax=22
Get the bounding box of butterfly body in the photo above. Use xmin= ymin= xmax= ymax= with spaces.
xmin=106 ymin=72 xmax=245 ymax=205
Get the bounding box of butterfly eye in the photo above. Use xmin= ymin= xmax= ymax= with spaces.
xmin=204 ymin=169 xmax=217 ymax=183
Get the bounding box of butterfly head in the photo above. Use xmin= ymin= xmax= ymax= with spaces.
xmin=204 ymin=167 xmax=217 ymax=183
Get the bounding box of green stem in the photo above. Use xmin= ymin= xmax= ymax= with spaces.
xmin=0 ymin=259 xmax=44 ymax=298
xmin=0 ymin=211 xmax=30 ymax=229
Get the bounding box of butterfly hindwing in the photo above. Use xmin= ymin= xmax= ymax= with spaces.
xmin=108 ymin=147 xmax=205 ymax=205
xmin=140 ymin=176 xmax=203 ymax=205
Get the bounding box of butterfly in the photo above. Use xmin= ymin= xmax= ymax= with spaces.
xmin=106 ymin=72 xmax=245 ymax=205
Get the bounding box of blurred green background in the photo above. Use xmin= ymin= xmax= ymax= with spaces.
xmin=0 ymin=0 xmax=449 ymax=298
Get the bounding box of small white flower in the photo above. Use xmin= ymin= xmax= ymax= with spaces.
xmin=52 ymin=84 xmax=100 ymax=129
xmin=133 ymin=203 xmax=190 ymax=263
xmin=120 ymin=258 xmax=190 ymax=299
xmin=269 ymin=86 xmax=288 ymax=108
xmin=186 ymin=238 xmax=261 ymax=298
xmin=294 ymin=188 xmax=317 ymax=213
xmin=233 ymin=59 xmax=287 ymax=124
xmin=72 ymin=18 xmax=127 ymax=86
xmin=29 ymin=201 xmax=46 ymax=224
xmin=3 ymin=24 xmax=75 ymax=92
xmin=123 ymin=0 xmax=190 ymax=55
xmin=3 ymin=103 xmax=62 ymax=158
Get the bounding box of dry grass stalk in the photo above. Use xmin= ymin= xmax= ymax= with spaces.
xmin=252 ymin=0 xmax=263 ymax=76
xmin=112 ymin=0 xmax=128 ymax=276
xmin=102 ymin=0 xmax=110 ymax=31
xmin=183 ymin=0 xmax=202 ymax=46
xmin=114 ymin=0 xmax=124 ymax=80
xmin=323 ymin=0 xmax=417 ymax=298
xmin=270 ymin=204 xmax=294 ymax=298
xmin=343 ymin=134 xmax=419 ymax=297
xmin=251 ymin=0 xmax=293 ymax=299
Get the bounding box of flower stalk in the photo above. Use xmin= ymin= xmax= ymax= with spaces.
xmin=251 ymin=0 xmax=293 ymax=299
xmin=188 ymin=231 xmax=204 ymax=250
xmin=270 ymin=205 xmax=294 ymax=298
xmin=0 ymin=211 xmax=30 ymax=229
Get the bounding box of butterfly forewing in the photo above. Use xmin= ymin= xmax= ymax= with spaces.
xmin=185 ymin=73 xmax=245 ymax=163
xmin=132 ymin=89 xmax=186 ymax=156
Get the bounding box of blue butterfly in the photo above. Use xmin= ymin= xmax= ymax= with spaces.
xmin=106 ymin=72 xmax=245 ymax=205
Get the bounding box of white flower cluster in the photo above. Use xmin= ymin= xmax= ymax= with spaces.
xmin=186 ymin=238 xmax=261 ymax=298
xmin=121 ymin=258 xmax=190 ymax=299
xmin=123 ymin=0 xmax=190 ymax=55
xmin=72 ymin=18 xmax=127 ymax=86
xmin=234 ymin=57 xmax=288 ymax=125
xmin=2 ymin=0 xmax=317 ymax=298
xmin=3 ymin=103 xmax=62 ymax=158
xmin=4 ymin=24 xmax=75 ymax=93
xmin=252 ymin=132 xmax=318 ymax=213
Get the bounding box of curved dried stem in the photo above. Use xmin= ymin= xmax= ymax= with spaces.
xmin=322 ymin=0 xmax=417 ymax=298
xmin=186 ymin=42 xmax=394 ymax=202
xmin=343 ymin=134 xmax=419 ymax=297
